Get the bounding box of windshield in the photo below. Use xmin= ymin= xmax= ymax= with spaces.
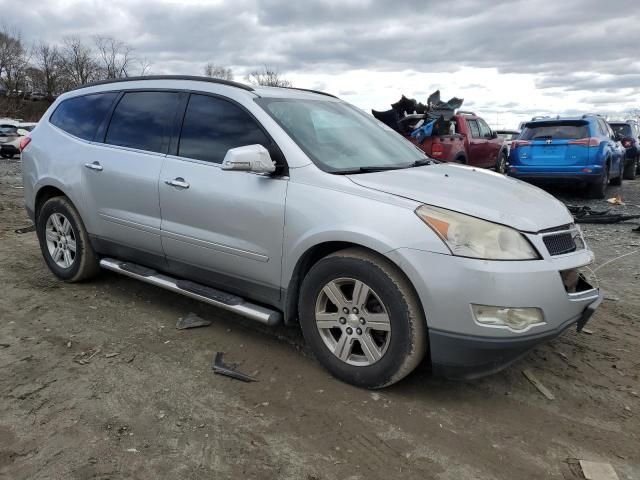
xmin=521 ymin=121 xmax=589 ymax=140
xmin=256 ymin=98 xmax=427 ymax=172
xmin=610 ymin=123 xmax=632 ymax=138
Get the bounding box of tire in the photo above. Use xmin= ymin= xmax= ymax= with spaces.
xmin=298 ymin=248 xmax=427 ymax=389
xmin=495 ymin=151 xmax=508 ymax=175
xmin=624 ymin=156 xmax=638 ymax=180
xmin=36 ymin=196 xmax=100 ymax=282
xmin=610 ymin=159 xmax=623 ymax=186
xmin=588 ymin=163 xmax=609 ymax=199
xmin=636 ymin=155 xmax=640 ymax=175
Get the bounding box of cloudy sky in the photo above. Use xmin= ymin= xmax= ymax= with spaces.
xmin=9 ymin=0 xmax=640 ymax=128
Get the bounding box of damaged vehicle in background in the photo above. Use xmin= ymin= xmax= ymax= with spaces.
xmin=496 ymin=129 xmax=520 ymax=156
xmin=608 ymin=119 xmax=640 ymax=179
xmin=22 ymin=76 xmax=602 ymax=388
xmin=372 ymin=92 xmax=510 ymax=173
xmin=508 ymin=115 xmax=626 ymax=198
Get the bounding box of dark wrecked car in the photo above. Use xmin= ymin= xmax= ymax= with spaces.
xmin=373 ymin=91 xmax=509 ymax=173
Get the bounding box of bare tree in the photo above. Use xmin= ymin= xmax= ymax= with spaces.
xmin=60 ymin=36 xmax=98 ymax=88
xmin=138 ymin=57 xmax=152 ymax=76
xmin=32 ymin=41 xmax=62 ymax=98
xmin=94 ymin=35 xmax=135 ymax=79
xmin=0 ymin=28 xmax=27 ymax=91
xmin=204 ymin=63 xmax=233 ymax=81
xmin=245 ymin=65 xmax=291 ymax=87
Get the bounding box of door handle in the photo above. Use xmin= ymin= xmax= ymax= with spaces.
xmin=164 ymin=177 xmax=190 ymax=189
xmin=84 ymin=161 xmax=103 ymax=171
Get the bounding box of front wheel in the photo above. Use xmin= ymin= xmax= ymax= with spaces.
xmin=588 ymin=164 xmax=609 ymax=199
xmin=36 ymin=196 xmax=100 ymax=282
xmin=298 ymin=248 xmax=427 ymax=389
xmin=610 ymin=160 xmax=623 ymax=186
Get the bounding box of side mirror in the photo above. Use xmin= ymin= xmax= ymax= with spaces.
xmin=221 ymin=144 xmax=275 ymax=174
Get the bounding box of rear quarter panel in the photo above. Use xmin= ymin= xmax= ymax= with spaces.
xmin=22 ymin=122 xmax=93 ymax=230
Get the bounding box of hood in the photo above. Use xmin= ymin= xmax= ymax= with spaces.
xmin=347 ymin=163 xmax=573 ymax=232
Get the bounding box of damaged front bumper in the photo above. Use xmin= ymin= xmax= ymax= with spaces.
xmin=386 ymin=247 xmax=602 ymax=380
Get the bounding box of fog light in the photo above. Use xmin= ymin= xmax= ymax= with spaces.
xmin=472 ymin=305 xmax=545 ymax=331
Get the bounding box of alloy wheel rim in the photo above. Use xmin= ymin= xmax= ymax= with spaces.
xmin=314 ymin=277 xmax=391 ymax=366
xmin=45 ymin=213 xmax=77 ymax=269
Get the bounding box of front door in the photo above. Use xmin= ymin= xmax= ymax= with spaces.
xmin=82 ymin=90 xmax=182 ymax=255
xmin=159 ymin=93 xmax=287 ymax=305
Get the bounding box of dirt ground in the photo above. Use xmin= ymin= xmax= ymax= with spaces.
xmin=1 ymin=157 xmax=639 ymax=480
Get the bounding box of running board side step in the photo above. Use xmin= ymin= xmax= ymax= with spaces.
xmin=99 ymin=258 xmax=282 ymax=326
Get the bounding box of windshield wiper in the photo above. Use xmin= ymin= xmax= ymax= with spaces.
xmin=332 ymin=165 xmax=409 ymax=174
xmin=410 ymin=158 xmax=436 ymax=167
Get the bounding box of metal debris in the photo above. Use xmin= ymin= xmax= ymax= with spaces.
xmin=176 ymin=312 xmax=212 ymax=330
xmin=212 ymin=352 xmax=257 ymax=383
xmin=14 ymin=224 xmax=36 ymax=234
xmin=522 ymin=369 xmax=555 ymax=400
xmin=579 ymin=460 xmax=619 ymax=480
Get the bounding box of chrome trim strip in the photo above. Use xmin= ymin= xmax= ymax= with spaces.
xmin=99 ymin=258 xmax=281 ymax=325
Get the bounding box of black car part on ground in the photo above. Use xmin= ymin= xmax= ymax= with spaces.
xmin=212 ymin=352 xmax=257 ymax=382
xmin=372 ymin=90 xmax=464 ymax=135
xmin=568 ymin=205 xmax=640 ymax=224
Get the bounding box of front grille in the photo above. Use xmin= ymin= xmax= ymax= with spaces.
xmin=543 ymin=232 xmax=577 ymax=256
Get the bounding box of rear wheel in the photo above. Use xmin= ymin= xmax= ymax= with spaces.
xmin=36 ymin=196 xmax=100 ymax=282
xmin=298 ymin=248 xmax=427 ymax=389
xmin=588 ymin=163 xmax=609 ymax=199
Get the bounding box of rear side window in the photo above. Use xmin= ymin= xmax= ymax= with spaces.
xmin=467 ymin=119 xmax=481 ymax=138
xmin=50 ymin=92 xmax=118 ymax=141
xmin=106 ymin=91 xmax=181 ymax=154
xmin=521 ymin=122 xmax=589 ymax=140
xmin=178 ymin=94 xmax=270 ymax=163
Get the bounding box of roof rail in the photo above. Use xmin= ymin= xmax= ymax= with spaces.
xmin=282 ymin=86 xmax=337 ymax=98
xmin=456 ymin=110 xmax=476 ymax=116
xmin=581 ymin=113 xmax=604 ymax=119
xmin=70 ymin=75 xmax=255 ymax=92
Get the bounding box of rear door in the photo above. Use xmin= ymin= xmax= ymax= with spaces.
xmin=82 ymin=90 xmax=181 ymax=256
xmin=518 ymin=121 xmax=592 ymax=167
xmin=159 ymin=93 xmax=288 ymax=305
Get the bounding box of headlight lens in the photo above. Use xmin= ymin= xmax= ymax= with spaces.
xmin=415 ymin=205 xmax=539 ymax=260
xmin=472 ymin=305 xmax=545 ymax=331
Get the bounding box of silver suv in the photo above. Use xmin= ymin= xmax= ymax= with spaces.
xmin=22 ymin=76 xmax=602 ymax=388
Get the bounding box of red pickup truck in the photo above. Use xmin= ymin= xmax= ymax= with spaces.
xmin=408 ymin=112 xmax=509 ymax=173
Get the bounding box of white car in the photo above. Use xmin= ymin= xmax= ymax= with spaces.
xmin=0 ymin=123 xmax=24 ymax=158
xmin=0 ymin=121 xmax=36 ymax=158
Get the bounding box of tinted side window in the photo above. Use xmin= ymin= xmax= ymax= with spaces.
xmin=106 ymin=91 xmax=180 ymax=154
xmin=467 ymin=119 xmax=481 ymax=138
xmin=178 ymin=94 xmax=270 ymax=163
xmin=50 ymin=92 xmax=118 ymax=141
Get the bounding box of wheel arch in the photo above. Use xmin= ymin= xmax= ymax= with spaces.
xmin=35 ymin=184 xmax=69 ymax=219
xmin=283 ymin=241 xmax=425 ymax=328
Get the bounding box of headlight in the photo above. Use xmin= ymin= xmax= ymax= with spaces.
xmin=415 ymin=205 xmax=539 ymax=260
xmin=471 ymin=305 xmax=545 ymax=331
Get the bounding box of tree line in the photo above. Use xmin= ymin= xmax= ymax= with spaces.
xmin=0 ymin=26 xmax=292 ymax=103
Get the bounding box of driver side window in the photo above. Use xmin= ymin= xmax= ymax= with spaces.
xmin=477 ymin=119 xmax=492 ymax=138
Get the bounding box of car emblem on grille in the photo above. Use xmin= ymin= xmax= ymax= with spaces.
xmin=545 ymin=139 xmax=552 ymax=144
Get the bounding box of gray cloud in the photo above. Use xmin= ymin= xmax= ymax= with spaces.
xmin=6 ymin=0 xmax=640 ymax=116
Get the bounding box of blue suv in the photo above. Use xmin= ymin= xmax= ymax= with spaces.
xmin=508 ymin=115 xmax=626 ymax=198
